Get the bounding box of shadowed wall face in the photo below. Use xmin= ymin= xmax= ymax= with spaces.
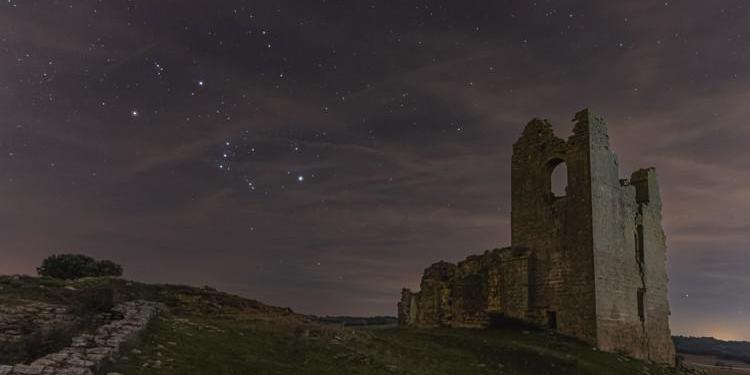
xmin=512 ymin=111 xmax=674 ymax=363
xmin=511 ymin=114 xmax=597 ymax=343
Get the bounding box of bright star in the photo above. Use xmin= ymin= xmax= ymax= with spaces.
xmin=297 ymin=175 xmax=304 ymax=182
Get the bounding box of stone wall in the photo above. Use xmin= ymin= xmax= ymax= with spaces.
xmin=0 ymin=300 xmax=164 ymax=375
xmin=399 ymin=109 xmax=675 ymax=365
xmin=511 ymin=112 xmax=599 ymax=342
xmin=397 ymin=289 xmax=419 ymax=326
xmin=489 ymin=249 xmax=530 ymax=320
xmin=414 ymin=261 xmax=455 ymax=327
xmin=399 ymin=248 xmax=530 ymax=328
xmin=627 ymin=169 xmax=674 ymax=363
xmin=0 ymin=302 xmax=78 ymax=364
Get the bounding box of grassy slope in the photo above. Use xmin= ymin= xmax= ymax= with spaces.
xmin=0 ymin=276 xmax=687 ymax=375
xmin=110 ymin=315 xmax=684 ymax=375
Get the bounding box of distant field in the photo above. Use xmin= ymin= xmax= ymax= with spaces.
xmin=682 ymin=353 xmax=750 ymax=375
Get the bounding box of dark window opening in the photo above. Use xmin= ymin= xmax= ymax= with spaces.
xmin=637 ymin=288 xmax=646 ymax=321
xmin=636 ymin=225 xmax=645 ymax=264
xmin=488 ymin=313 xmax=537 ymax=330
xmin=549 ymin=159 xmax=568 ymax=198
xmin=547 ymin=311 xmax=558 ymax=329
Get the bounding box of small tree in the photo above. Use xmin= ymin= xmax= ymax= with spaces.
xmin=37 ymin=254 xmax=124 ymax=280
xmin=95 ymin=260 xmax=123 ymax=278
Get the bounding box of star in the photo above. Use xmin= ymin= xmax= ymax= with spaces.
xmin=297 ymin=175 xmax=304 ymax=182
xmin=130 ymin=110 xmax=139 ymax=118
xmin=197 ymin=80 xmax=205 ymax=87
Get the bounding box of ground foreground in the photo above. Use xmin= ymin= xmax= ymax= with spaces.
xmin=0 ymin=276 xmax=700 ymax=375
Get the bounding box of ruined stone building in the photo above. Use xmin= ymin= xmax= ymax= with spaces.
xmin=398 ymin=109 xmax=675 ymax=364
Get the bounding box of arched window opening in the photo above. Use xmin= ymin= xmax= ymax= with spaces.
xmin=550 ymin=161 xmax=568 ymax=197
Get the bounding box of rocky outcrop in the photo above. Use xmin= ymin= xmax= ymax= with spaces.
xmin=0 ymin=300 xmax=164 ymax=375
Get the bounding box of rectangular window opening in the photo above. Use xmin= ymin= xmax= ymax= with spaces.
xmin=637 ymin=288 xmax=646 ymax=322
xmin=547 ymin=311 xmax=557 ymax=330
xmin=636 ymin=225 xmax=645 ymax=264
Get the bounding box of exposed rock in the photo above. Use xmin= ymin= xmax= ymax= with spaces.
xmin=0 ymin=302 xmax=78 ymax=363
xmin=0 ymin=300 xmax=164 ymax=375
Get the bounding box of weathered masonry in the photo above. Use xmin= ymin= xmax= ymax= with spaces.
xmin=398 ymin=109 xmax=675 ymax=364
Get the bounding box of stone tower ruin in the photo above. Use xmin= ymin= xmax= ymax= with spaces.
xmin=398 ymin=109 xmax=675 ymax=364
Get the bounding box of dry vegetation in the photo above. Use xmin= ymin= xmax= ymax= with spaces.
xmin=0 ymin=276 xmax=701 ymax=375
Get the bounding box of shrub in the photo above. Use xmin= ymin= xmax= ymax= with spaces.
xmin=73 ymin=285 xmax=115 ymax=318
xmin=95 ymin=260 xmax=124 ymax=278
xmin=37 ymin=254 xmax=124 ymax=280
xmin=37 ymin=254 xmax=96 ymax=280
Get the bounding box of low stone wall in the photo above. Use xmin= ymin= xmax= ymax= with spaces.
xmin=0 ymin=300 xmax=164 ymax=375
xmin=0 ymin=302 xmax=78 ymax=364
xmin=399 ymin=248 xmax=530 ymax=329
xmin=0 ymin=302 xmax=75 ymax=344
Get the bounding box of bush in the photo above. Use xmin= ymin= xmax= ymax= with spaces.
xmin=95 ymin=260 xmax=124 ymax=278
xmin=37 ymin=254 xmax=124 ymax=280
xmin=73 ymin=285 xmax=115 ymax=318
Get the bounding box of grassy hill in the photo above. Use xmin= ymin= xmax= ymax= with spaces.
xmin=0 ymin=276 xmax=696 ymax=375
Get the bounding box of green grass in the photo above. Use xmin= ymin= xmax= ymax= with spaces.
xmin=108 ymin=315 xmax=377 ymax=374
xmin=0 ymin=276 xmax=689 ymax=374
xmin=107 ymin=314 xmax=684 ymax=375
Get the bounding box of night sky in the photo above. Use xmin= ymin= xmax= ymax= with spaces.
xmin=1 ymin=1 xmax=749 ymax=340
